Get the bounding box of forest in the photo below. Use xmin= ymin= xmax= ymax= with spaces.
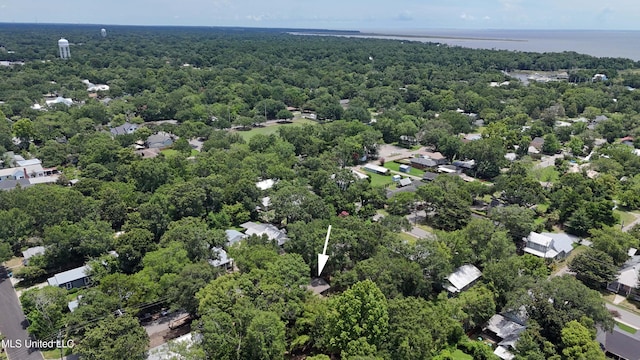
xmin=1 ymin=23 xmax=640 ymax=359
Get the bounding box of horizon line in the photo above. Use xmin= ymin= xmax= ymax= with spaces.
xmin=1 ymin=22 xmax=639 ymax=33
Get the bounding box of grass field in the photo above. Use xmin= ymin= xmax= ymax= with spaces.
xmin=531 ymin=166 xmax=560 ymax=183
xmin=616 ymin=322 xmax=638 ymax=334
xmin=235 ymin=119 xmax=316 ymax=141
xmin=384 ymin=161 xmax=425 ymax=177
xmin=367 ymin=172 xmax=393 ymax=187
xmin=398 ymin=232 xmax=418 ymax=245
xmin=615 ymin=210 xmax=638 ymax=227
xmin=450 ymin=349 xmax=473 ymax=359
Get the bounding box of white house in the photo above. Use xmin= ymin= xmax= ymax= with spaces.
xmin=444 ymin=264 xmax=482 ymax=294
xmin=607 ymin=254 xmax=640 ymax=300
xmin=523 ymin=232 xmax=576 ymax=260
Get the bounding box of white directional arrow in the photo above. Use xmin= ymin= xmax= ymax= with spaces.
xmin=317 ymin=225 xmax=332 ymax=276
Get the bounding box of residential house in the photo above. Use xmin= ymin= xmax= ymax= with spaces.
xmin=443 ymin=264 xmax=482 ymax=294
xmin=363 ymin=163 xmax=389 ymax=175
xmin=597 ymin=326 xmax=640 ymax=360
xmin=529 ymin=137 xmax=545 ymax=151
xmin=135 ymin=148 xmax=161 ymax=158
xmin=453 ymin=159 xmax=476 ymax=171
xmin=225 ymin=229 xmax=247 ymax=247
xmin=240 ymin=222 xmax=289 ymax=246
xmin=209 ymin=247 xmax=234 ymax=271
xmin=0 ymin=178 xmax=31 ymax=191
xmin=0 ymin=158 xmax=59 ymax=190
xmin=45 ymin=96 xmax=73 ymax=107
xmin=256 ymin=178 xmax=277 ymax=191
xmin=522 ymin=232 xmax=576 ymax=260
xmin=621 ymin=136 xmax=635 ymax=147
xmin=146 ymin=131 xmax=176 ymax=149
xmin=592 ymin=73 xmax=609 ymax=82
xmin=423 ymin=151 xmax=447 ymax=165
xmin=437 ymin=164 xmax=460 ymax=174
xmin=386 ymin=179 xmax=424 ymax=198
xmin=482 ymin=314 xmax=527 ymax=360
xmin=110 ymin=122 xmax=139 ymax=136
xmin=462 ymin=133 xmax=482 ymax=142
xmin=399 ymin=135 xmax=418 ymax=147
xmin=422 ymin=171 xmax=438 ymax=181
xmin=410 ymin=157 xmax=438 ymax=169
xmin=22 ymin=246 xmax=46 ymax=265
xmin=47 ymin=265 xmax=91 ymax=290
xmin=306 ymin=277 xmax=331 ymax=296
xmin=607 ymin=255 xmax=640 ymax=301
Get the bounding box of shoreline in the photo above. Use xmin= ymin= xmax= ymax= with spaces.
xmin=289 ymin=31 xmax=527 ymax=43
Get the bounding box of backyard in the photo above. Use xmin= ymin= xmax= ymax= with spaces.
xmin=383 ymin=161 xmax=426 ymax=177
xmin=233 ymin=118 xmax=316 ymax=141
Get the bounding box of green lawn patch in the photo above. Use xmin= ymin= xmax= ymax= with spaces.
xmin=531 ymin=166 xmax=560 ymax=183
xmin=383 ymin=162 xmax=425 ymax=177
xmin=363 ymin=171 xmax=393 ymax=188
xmin=616 ymin=322 xmax=638 ymax=334
xmin=398 ymin=232 xmax=417 ymax=245
xmin=235 ymin=119 xmax=316 ymax=141
xmin=614 ymin=210 xmax=637 ymax=227
xmin=450 ymin=349 xmax=473 ymax=360
xmin=160 ymin=148 xmax=178 ymax=157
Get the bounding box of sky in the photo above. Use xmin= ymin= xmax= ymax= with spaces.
xmin=0 ymin=0 xmax=638 ymax=31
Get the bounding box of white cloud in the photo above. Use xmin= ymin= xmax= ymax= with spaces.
xmin=460 ymin=13 xmax=475 ymax=20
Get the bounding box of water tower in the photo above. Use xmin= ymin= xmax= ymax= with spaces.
xmin=101 ymin=28 xmax=107 ymax=38
xmin=58 ymin=38 xmax=70 ymax=59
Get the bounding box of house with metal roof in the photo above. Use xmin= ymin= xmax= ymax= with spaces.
xmin=225 ymin=229 xmax=247 ymax=247
xmin=240 ymin=222 xmax=289 ymax=246
xmin=444 ymin=264 xmax=482 ymax=294
xmin=47 ymin=265 xmax=91 ymax=290
xmin=208 ymin=247 xmax=234 ymax=271
xmin=21 ymin=246 xmax=46 ymax=265
xmin=523 ymin=232 xmax=575 ymax=260
xmin=482 ymin=314 xmax=527 ymax=360
xmin=110 ymin=122 xmax=139 ymax=136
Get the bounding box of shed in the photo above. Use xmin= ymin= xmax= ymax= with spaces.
xmin=399 ymin=164 xmax=411 ymax=173
xmin=392 ymin=175 xmax=401 ymax=182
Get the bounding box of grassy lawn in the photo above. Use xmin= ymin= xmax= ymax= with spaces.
xmin=398 ymin=232 xmax=417 ymax=245
xmin=235 ymin=119 xmax=316 ymax=141
xmin=450 ymin=349 xmax=473 ymax=360
xmin=160 ymin=148 xmax=178 ymax=157
xmin=383 ymin=162 xmax=425 ymax=177
xmin=616 ymin=321 xmax=638 ymax=334
xmin=615 ymin=210 xmax=637 ymax=227
xmin=365 ymin=172 xmax=393 ymax=187
xmin=41 ymin=349 xmax=73 ymax=359
xmin=416 ymin=223 xmax=436 ymax=233
xmin=531 ymin=166 xmax=560 ymax=183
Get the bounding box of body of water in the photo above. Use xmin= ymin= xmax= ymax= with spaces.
xmin=308 ymin=29 xmax=640 ymax=61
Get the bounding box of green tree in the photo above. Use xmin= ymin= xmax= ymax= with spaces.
xmin=542 ymin=133 xmax=561 ymax=154
xmin=560 ymin=320 xmax=605 ymax=360
xmin=327 ymin=280 xmax=389 ymax=355
xmin=243 ymin=311 xmax=287 ymax=360
xmin=75 ymin=314 xmax=149 ymax=360
xmin=12 ymin=118 xmax=35 ymax=144
xmin=589 ymin=226 xmax=638 ymax=266
xmin=169 ymin=263 xmax=220 ymax=316
xmin=490 ymin=205 xmax=537 ymax=242
xmin=20 ymin=286 xmax=68 ymax=340
xmin=569 ymin=248 xmax=618 ymax=289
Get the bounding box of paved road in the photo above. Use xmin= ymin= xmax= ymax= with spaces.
xmin=0 ymin=266 xmax=43 ymax=360
xmin=606 ymin=302 xmax=640 ymax=329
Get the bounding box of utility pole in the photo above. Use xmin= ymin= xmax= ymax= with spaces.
xmin=58 ymin=329 xmax=63 ymax=360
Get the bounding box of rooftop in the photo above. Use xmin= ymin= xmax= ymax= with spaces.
xmin=47 ymin=265 xmax=90 ymax=286
xmin=445 ymin=264 xmax=482 ymax=293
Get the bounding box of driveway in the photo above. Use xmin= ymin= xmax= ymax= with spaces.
xmin=0 ymin=266 xmax=43 ymax=360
